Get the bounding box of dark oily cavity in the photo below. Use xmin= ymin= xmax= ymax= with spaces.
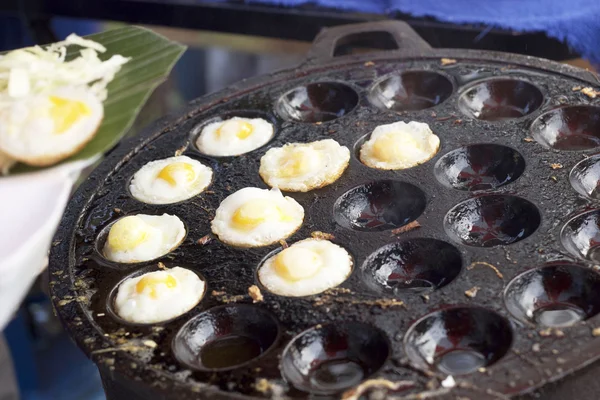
xmin=504 ymin=263 xmax=600 ymax=327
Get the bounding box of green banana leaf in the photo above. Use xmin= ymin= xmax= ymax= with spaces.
xmin=11 ymin=26 xmax=186 ymax=174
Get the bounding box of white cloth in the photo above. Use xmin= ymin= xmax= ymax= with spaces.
xmin=0 ymin=158 xmax=97 ymax=330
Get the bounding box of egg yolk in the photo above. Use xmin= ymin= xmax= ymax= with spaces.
xmin=277 ymin=149 xmax=315 ymax=178
xmin=49 ymin=96 xmax=91 ymax=134
xmin=372 ymin=132 xmax=421 ymax=162
xmin=216 ymin=120 xmax=254 ymax=140
xmin=157 ymin=162 xmax=196 ymax=186
xmin=274 ymin=246 xmax=322 ymax=281
xmin=107 ymin=216 xmax=149 ymax=252
xmin=135 ymin=274 xmax=177 ymax=299
xmin=232 ymin=199 xmax=290 ymax=230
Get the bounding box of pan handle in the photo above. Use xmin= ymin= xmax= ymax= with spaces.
xmin=306 ymin=20 xmax=432 ymax=64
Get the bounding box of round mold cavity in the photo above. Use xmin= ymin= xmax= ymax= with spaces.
xmin=368 ymin=71 xmax=454 ymax=111
xmin=404 ymin=307 xmax=513 ymax=375
xmin=504 ymin=263 xmax=600 ymax=328
xmin=361 ymin=238 xmax=462 ymax=295
xmin=276 ymin=82 xmax=359 ymax=123
xmin=106 ymin=264 xmax=207 ymax=327
xmin=94 ymin=214 xmax=187 ymax=265
xmin=561 ymin=209 xmax=600 ymax=262
xmin=190 ymin=109 xmax=278 ymax=157
xmin=333 ymin=180 xmax=426 ymax=232
xmin=570 ymin=154 xmax=600 ymax=199
xmin=458 ymin=79 xmax=543 ymax=121
xmin=434 ymin=144 xmax=525 ymax=191
xmin=172 ymin=304 xmax=280 ymax=371
xmin=280 ymin=322 xmax=390 ymax=395
xmin=531 ymin=105 xmax=600 ymax=151
xmin=444 ymin=194 xmax=540 ymax=247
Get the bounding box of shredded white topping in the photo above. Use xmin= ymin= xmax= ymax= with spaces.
xmin=0 ymin=33 xmax=129 ymax=106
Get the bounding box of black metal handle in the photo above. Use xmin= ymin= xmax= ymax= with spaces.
xmin=306 ymin=20 xmax=432 ymax=63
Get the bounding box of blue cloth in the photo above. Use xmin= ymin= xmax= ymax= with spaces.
xmin=0 ymin=16 xmax=101 ymax=52
xmin=241 ymin=0 xmax=600 ymax=63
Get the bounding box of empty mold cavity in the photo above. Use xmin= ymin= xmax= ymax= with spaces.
xmin=106 ymin=264 xmax=207 ymax=326
xmin=444 ymin=195 xmax=540 ymax=247
xmin=361 ymin=238 xmax=462 ymax=295
xmin=504 ymin=263 xmax=600 ymax=328
xmin=276 ymin=82 xmax=359 ymax=122
xmin=334 ymin=180 xmax=426 ymax=232
xmin=571 ymin=154 xmax=600 ymax=199
xmin=280 ymin=322 xmax=390 ymax=395
xmin=561 ymin=209 xmax=600 ymax=262
xmin=404 ymin=307 xmax=512 ymax=375
xmin=458 ymin=79 xmax=543 ymax=121
xmin=172 ymin=305 xmax=279 ymax=371
xmin=531 ymin=106 xmax=600 ymax=150
xmin=368 ymin=71 xmax=453 ymax=111
xmin=434 ymin=144 xmax=525 ymax=191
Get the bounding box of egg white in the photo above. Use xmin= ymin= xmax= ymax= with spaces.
xmin=129 ymin=156 xmax=213 ymax=204
xmin=195 ymin=116 xmax=273 ymax=156
xmin=103 ymin=214 xmax=186 ymax=263
xmin=259 ymin=139 xmax=350 ymax=192
xmin=114 ymin=267 xmax=205 ymax=324
xmin=258 ymin=238 xmax=353 ymax=297
xmin=211 ymin=187 xmax=304 ymax=247
xmin=0 ymin=86 xmax=103 ymax=166
xmin=360 ymin=121 xmax=440 ymax=170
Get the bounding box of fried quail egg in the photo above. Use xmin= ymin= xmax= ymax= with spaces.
xmin=258 ymin=238 xmax=352 ymax=297
xmin=0 ymin=86 xmax=104 ymax=166
xmin=211 ymin=187 xmax=304 ymax=247
xmin=103 ymin=214 xmax=186 ymax=263
xmin=360 ymin=121 xmax=440 ymax=170
xmin=259 ymin=139 xmax=350 ymax=192
xmin=129 ymin=156 xmax=213 ymax=204
xmin=196 ymin=116 xmax=274 ymax=156
xmin=114 ymin=267 xmax=205 ymax=324
xmin=0 ymin=34 xmax=128 ymax=168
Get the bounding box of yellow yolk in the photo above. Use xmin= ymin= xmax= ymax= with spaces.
xmin=232 ymin=199 xmax=289 ymax=230
xmin=216 ymin=120 xmax=254 ymax=140
xmin=274 ymin=246 xmax=322 ymax=281
xmin=373 ymin=132 xmax=420 ymax=162
xmin=49 ymin=96 xmax=91 ymax=134
xmin=157 ymin=162 xmax=196 ymax=186
xmin=277 ymin=149 xmax=314 ymax=178
xmin=107 ymin=216 xmax=149 ymax=252
xmin=135 ymin=274 xmax=177 ymax=299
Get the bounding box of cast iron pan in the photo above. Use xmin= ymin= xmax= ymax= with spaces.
xmin=49 ymin=21 xmax=600 ymax=400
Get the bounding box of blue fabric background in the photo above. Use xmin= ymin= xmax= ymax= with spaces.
xmin=242 ymin=0 xmax=600 ymax=63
